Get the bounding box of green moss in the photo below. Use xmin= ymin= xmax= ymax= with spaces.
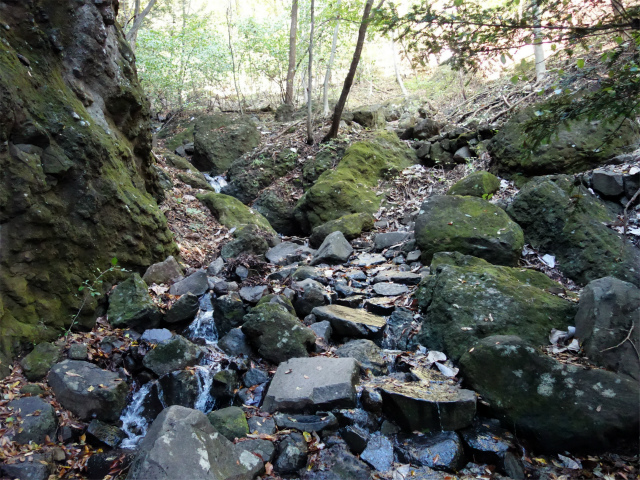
xmin=309 ymin=213 xmax=374 ymax=248
xmin=207 ymin=407 xmax=249 ymax=441
xmin=197 ymin=193 xmax=275 ymax=234
xmin=447 ymin=171 xmax=500 ymax=197
xmin=176 ymin=171 xmax=213 ymax=191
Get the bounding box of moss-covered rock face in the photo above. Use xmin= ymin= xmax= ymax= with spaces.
xmin=488 ymin=108 xmax=639 ymax=177
xmin=206 ymin=406 xmax=249 ymax=441
xmin=0 ymin=1 xmax=176 ymax=358
xmin=415 ymin=253 xmax=576 ymax=360
xmin=197 ymin=193 xmax=275 ymax=234
xmin=107 ymin=274 xmax=161 ymax=331
xmin=252 ymin=190 xmax=299 ymax=237
xmin=414 ymin=195 xmax=524 ymax=266
xmin=447 ymin=171 xmax=500 ymax=197
xmin=507 ymin=175 xmax=640 ymax=286
xmin=309 ymin=213 xmax=374 ymax=248
xmin=302 ymin=147 xmax=342 ymax=187
xmin=295 ymin=132 xmax=416 ymax=233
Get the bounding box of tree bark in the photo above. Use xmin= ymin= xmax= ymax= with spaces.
xmin=285 ymin=0 xmax=299 ymax=105
xmin=307 ymin=0 xmax=315 ymax=144
xmin=124 ymin=0 xmax=157 ymax=52
xmin=322 ymin=0 xmax=341 ymax=116
xmin=532 ymin=0 xmax=546 ymax=81
xmin=226 ymin=3 xmax=243 ymax=115
xmin=322 ymin=0 xmax=383 ymax=142
xmin=391 ymin=33 xmax=408 ymax=97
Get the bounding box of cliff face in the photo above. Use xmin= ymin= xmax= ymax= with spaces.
xmin=0 ymin=0 xmax=176 ymax=358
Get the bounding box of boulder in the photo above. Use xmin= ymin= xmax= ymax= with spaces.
xmin=447 ymin=171 xmax=500 ymax=198
xmin=158 ymin=370 xmax=199 ymax=407
xmin=142 ymin=335 xmax=202 ymax=376
xmin=489 ymin=108 xmax=640 ymax=176
xmin=207 ymin=406 xmax=249 ymax=441
xmin=592 ymin=169 xmax=625 ymax=198
xmin=191 ymin=115 xmax=260 ymax=174
xmin=127 ymin=406 xmax=263 ymax=480
xmin=8 ymin=396 xmax=57 ymax=445
xmin=253 ymin=190 xmax=299 ymax=236
xmin=177 ymin=171 xmax=214 ymax=191
xmin=310 ymin=231 xmax=354 ymax=265
xmin=402 ymin=118 xmax=441 ymax=140
xmin=86 ymin=419 xmax=125 ymax=448
xmin=214 ymin=293 xmax=247 ymax=337
xmin=414 ymin=195 xmax=524 ymax=266
xmin=68 ymin=343 xmax=88 ymax=360
xmin=143 ymin=256 xmax=183 ymax=285
xmin=256 ymin=294 xmax=296 ymax=315
xmin=262 ymin=357 xmax=360 ymax=413
xmin=360 ymin=434 xmax=394 ymax=472
xmin=48 ymin=360 xmax=128 ymax=422
xmin=140 ymin=328 xmax=172 ymax=344
xmin=395 ymin=432 xmax=466 ymax=471
xmin=107 ymin=274 xmax=162 ymax=331
xmin=312 ymin=305 xmax=386 ymax=341
xmin=197 ymin=192 xmax=276 ymax=234
xmin=352 ymin=105 xmax=386 ymax=129
xmin=20 ymin=342 xmax=63 ymax=381
xmin=575 ymin=277 xmax=640 ymax=380
xmin=459 ymin=335 xmax=640 ymax=452
xmin=507 ymin=175 xmax=640 ymax=286
xmin=309 ymin=213 xmax=374 ymax=248
xmin=415 ymin=252 xmax=576 ymax=360
xmin=374 ymin=231 xmax=411 ymax=251
xmin=266 ymin=242 xmax=315 ymax=266
xmin=301 ymin=444 xmax=371 ymax=480
xmin=274 ymin=432 xmax=308 ymax=474
xmin=220 ymin=224 xmax=274 ymax=260
xmin=218 ymin=328 xmax=253 ymax=357
xmin=336 ymin=339 xmax=388 ymax=376
xmin=303 ymin=147 xmax=341 ymax=186
xmin=241 ymin=304 xmax=316 ymax=364
xmin=169 ymin=269 xmax=208 ymax=296
xmin=164 ymin=293 xmax=200 ymax=324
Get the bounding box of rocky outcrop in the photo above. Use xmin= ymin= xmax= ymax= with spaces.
xmin=0 ymin=0 xmax=176 ymax=358
xmin=447 ymin=171 xmax=500 ymax=197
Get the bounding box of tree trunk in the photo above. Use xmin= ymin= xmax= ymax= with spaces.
xmin=322 ymin=0 xmax=382 ymax=142
xmin=125 ymin=0 xmax=157 ymax=52
xmin=226 ymin=4 xmax=243 ymax=115
xmin=322 ymin=0 xmax=341 ymax=116
xmin=307 ymin=0 xmax=315 ymax=145
xmin=391 ymin=33 xmax=408 ymax=98
xmin=285 ymin=0 xmax=298 ymax=105
xmin=532 ymin=0 xmax=546 ymax=81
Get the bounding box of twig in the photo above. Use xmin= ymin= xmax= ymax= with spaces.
xmin=600 ymin=324 xmax=638 ymax=359
xmin=502 ymin=94 xmax=511 ymax=108
xmin=622 ymin=186 xmax=640 ymax=248
xmin=490 ymin=90 xmax=538 ymax=123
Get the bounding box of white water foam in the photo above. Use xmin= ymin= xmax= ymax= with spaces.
xmin=120 ymin=382 xmax=154 ymax=449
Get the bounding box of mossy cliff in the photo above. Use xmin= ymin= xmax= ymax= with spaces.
xmin=0 ymin=1 xmax=176 ymax=358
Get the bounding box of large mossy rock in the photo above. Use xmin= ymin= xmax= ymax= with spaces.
xmin=0 ymin=1 xmax=176 ymax=359
xmin=414 ymin=195 xmax=524 ymax=266
xmin=459 ymin=335 xmax=640 ymax=452
xmin=107 ymin=274 xmax=161 ymax=331
xmin=447 ymin=171 xmax=500 ymax=197
xmin=197 ymin=192 xmax=275 ymax=234
xmin=302 ymin=147 xmax=342 ymax=186
xmin=252 ymin=190 xmax=299 ymax=237
xmin=20 ymin=342 xmax=64 ymax=381
xmin=220 ymin=224 xmax=276 ymax=260
xmin=507 ymin=175 xmax=640 ymax=286
xmin=309 ymin=213 xmax=374 ymax=248
xmin=352 ymin=105 xmax=386 ymax=129
xmin=415 ymin=253 xmax=576 ymax=360
xmin=488 ymin=108 xmax=639 ymax=177
xmin=191 ymin=114 xmax=260 ymax=174
xmin=294 ymin=132 xmax=416 ymax=233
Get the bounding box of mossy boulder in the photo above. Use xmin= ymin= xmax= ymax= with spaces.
xmin=176 ymin=171 xmax=213 ymax=191
xmin=164 ymin=153 xmax=196 ymax=171
xmin=191 ymin=114 xmax=260 ymax=174
xmin=220 ymin=224 xmax=276 ymax=260
xmin=158 ymin=119 xmax=197 ymax=152
xmin=488 ymin=108 xmax=640 ymax=177
xmin=142 ymin=335 xmax=202 ymax=376
xmin=107 ymin=274 xmax=161 ymax=331
xmin=302 ymin=147 xmax=342 ymax=186
xmin=415 ymin=252 xmax=577 ymax=361
xmin=507 ymin=175 xmax=640 ymax=286
xmin=20 ymin=342 xmax=64 ymax=381
xmin=414 ymin=195 xmax=524 ymax=266
xmin=197 ymin=193 xmax=275 ymax=234
xmin=214 ymin=293 xmax=247 ymax=338
xmin=309 ymin=213 xmax=374 ymax=248
xmin=207 ymin=406 xmax=249 ymax=441
xmin=352 ymin=105 xmax=386 ymax=129
xmin=447 ymin=171 xmax=500 ymax=197
xmin=253 ymin=190 xmax=299 ymax=237
xmin=295 ymin=132 xmax=416 ymax=233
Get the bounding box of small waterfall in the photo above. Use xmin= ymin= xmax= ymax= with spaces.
xmin=203 ymin=174 xmax=227 ymax=193
xmin=194 ymin=364 xmax=220 ymax=414
xmin=120 ymin=382 xmax=154 ymax=449
xmin=186 ymin=294 xmax=218 ymax=344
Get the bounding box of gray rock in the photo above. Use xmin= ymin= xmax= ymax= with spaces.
xmin=207 ymin=257 xmax=225 ymax=276
xmin=218 ymin=328 xmax=253 ymax=357
xmin=158 ymin=370 xmax=199 ymax=407
xmin=143 ymin=256 xmax=183 ymax=285
xmin=214 ymin=293 xmax=247 ymax=337
xmin=337 ymin=295 xmax=366 ymax=309
xmin=575 ymin=277 xmax=639 ymax=381
xmin=373 ymin=282 xmax=410 ymax=296
xmin=395 ymin=431 xmax=466 ymax=471
xmin=207 ymin=406 xmax=249 ymax=441
xmin=312 ymin=305 xmax=386 ymax=341
xmin=341 ymin=425 xmax=370 ymax=454
xmin=266 ymin=242 xmax=315 ymax=266
xmin=352 ymin=105 xmax=386 ymax=129
xmin=383 ymin=308 xmax=416 ymax=350
xmin=301 ymin=444 xmax=371 ymax=480
xmin=262 ymin=357 xmax=360 ymax=413
xmin=236 ymin=439 xmax=275 ymax=463
xmin=142 ymin=335 xmax=202 ymax=376
xmin=243 ymin=368 xmax=269 ymax=387
xmin=68 ymin=343 xmax=88 ymax=360
xmin=108 ymin=274 xmax=162 ymax=331
xmin=406 ymin=250 xmax=422 ymax=263
xmin=248 ymin=416 xmax=276 ymax=435
xmin=127 ymin=406 xmax=263 ymax=480
xmin=361 ymin=435 xmax=394 ymax=472
xmin=460 ymin=418 xmax=522 ymax=478
xmin=169 ymin=269 xmax=209 ymax=296
xmin=374 ymin=232 xmax=411 ymax=251
xmin=351 ymin=253 xmax=386 ymax=267
xmin=292 ymin=265 xmax=321 ymax=281
xmin=310 ymin=320 xmax=332 ymax=342
xmin=86 ymin=450 xmax=137 ymax=480
xmin=274 ymin=412 xmax=338 ymax=433
xmin=1 ymin=454 xmax=52 ymax=480
xmin=335 ymin=339 xmax=388 ymax=376
xmin=373 ymin=270 xmax=422 ymax=285
xmin=164 ymin=293 xmax=200 ymax=324
xmin=239 ymin=285 xmax=268 ymax=304
xmin=274 ymin=432 xmax=308 ymax=474
xmin=141 ymin=328 xmax=172 ymax=344
xmin=48 ymin=360 xmax=128 ymax=422
xmin=453 ymin=146 xmax=473 ymax=162
xmin=8 ymin=397 xmax=57 ymax=445
xmin=20 ymin=342 xmax=63 ymax=381
xmin=293 ymin=279 xmax=327 ymax=318
xmin=87 ymin=419 xmax=125 ymax=448
xmin=310 ymin=231 xmax=353 ymax=266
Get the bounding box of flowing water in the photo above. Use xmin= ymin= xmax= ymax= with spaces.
xmin=120 ymin=382 xmax=155 ymax=449
xmin=185 ymin=294 xmax=218 ymax=344
xmin=204 ymin=174 xmax=228 ymax=193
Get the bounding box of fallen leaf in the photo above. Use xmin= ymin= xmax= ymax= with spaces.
xmin=65 ymin=372 xmax=81 ymax=377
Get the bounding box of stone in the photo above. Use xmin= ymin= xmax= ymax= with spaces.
xmin=415 ymin=195 xmax=524 ymax=266
xmin=1 ymin=454 xmax=52 ymax=480
xmin=447 ymin=171 xmax=500 ymax=198
xmin=415 ymin=252 xmax=577 ymax=361
xmin=592 ymin=170 xmax=626 ymax=198
xmin=140 ymin=329 xmax=172 ymax=344
xmin=207 ymin=257 xmax=225 ymax=276
xmin=67 ymin=343 xmax=88 ymax=360
xmin=8 ymin=397 xmax=57 ymax=445
xmin=337 ymin=295 xmax=366 ymax=309
xmin=86 ymin=450 xmax=136 ymax=480
xmin=207 ymin=406 xmax=249 ymax=441
xmin=310 ymin=231 xmax=353 ymax=266
xmin=575 ymin=277 xmax=640 ymax=380
xmin=293 ymin=279 xmax=327 ymax=318
xmin=248 ymin=416 xmax=276 ymax=435
xmin=20 ymin=384 xmax=45 ymax=396
xmin=108 ymin=274 xmax=162 ymax=331
xmin=274 ymin=412 xmax=338 ymax=433
xmin=311 ymin=305 xmax=386 ymax=341
xmin=218 ymin=328 xmax=253 ymax=357
xmin=256 ymin=294 xmax=296 ymax=315
xmin=220 ymin=225 xmax=274 ymax=260
xmin=292 ymin=266 xmax=320 ymax=282
xmin=274 ymin=432 xmax=308 ymax=474
xmin=402 ymin=118 xmax=441 ymax=140
xmin=374 ymin=232 xmax=411 ymax=251
xmin=459 ymin=335 xmax=640 ymax=452
xmin=310 ymin=321 xmax=332 ymax=342
xmin=243 ymin=368 xmax=269 ymax=387
xmin=20 ymin=342 xmax=63 ymax=381
xmin=158 ymin=370 xmax=199 ymax=408
xmin=352 ymin=105 xmax=386 ymax=129
xmin=236 ymin=439 xmax=275 ymax=463
xmin=351 ymin=253 xmax=386 ymax=267
xmin=262 ymin=357 xmax=359 ymax=413
xmin=266 ymin=242 xmax=315 ymax=266
xmin=169 ymin=269 xmax=208 ymax=296
xmin=164 ymin=293 xmax=199 ymax=324
xmin=341 ymin=425 xmax=370 ymax=454
xmin=373 ymin=282 xmax=410 ymax=296
xmin=238 ymin=285 xmax=268 ymax=304
xmin=86 ymin=419 xmax=125 ymax=448
xmin=214 ymin=293 xmax=247 ymax=337
xmin=301 ymin=444 xmax=371 ymax=480
xmin=275 ymin=104 xmax=294 ymax=121
xmin=177 ymin=171 xmax=214 ymax=190
xmin=309 ymin=213 xmax=374 ymax=248
xmin=453 ymin=146 xmax=473 ymax=162
xmin=211 ymin=370 xmax=240 ymax=405
xmin=383 ymin=308 xmax=416 ymax=350
xmin=460 ymin=418 xmax=522 ymax=478
xmin=142 ymin=335 xmax=202 ymax=376
xmin=335 ymin=339 xmax=388 ymax=376
xmin=373 ymin=270 xmax=422 ymax=285
xmin=241 ymin=303 xmax=316 ymax=364
xmin=143 ymin=256 xmax=183 ymax=285
xmin=48 ymin=360 xmax=128 ymax=422
xmin=361 ymin=435 xmax=394 ymax=472
xmin=253 ymin=191 xmax=299 ymax=236
xmin=127 ymin=406 xmax=262 ymax=480
xmin=406 ymin=250 xmax=422 ymax=263
xmin=395 ymin=432 xmax=466 ymax=471
xmin=507 ymin=175 xmax=640 ymax=286
xmin=197 ymin=193 xmax=276 ymax=234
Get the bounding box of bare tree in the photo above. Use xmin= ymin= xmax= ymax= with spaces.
xmin=285 ymin=0 xmax=299 ymax=106
xmin=123 ymin=0 xmax=158 ymax=52
xmin=307 ymin=0 xmax=315 ymax=144
xmin=391 ymin=32 xmax=408 ymax=97
xmin=532 ymin=0 xmax=546 ymax=81
xmin=322 ymin=0 xmax=341 ymax=116
xmin=226 ymin=3 xmax=243 ymax=114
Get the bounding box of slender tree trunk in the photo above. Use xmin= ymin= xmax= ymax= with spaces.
xmin=226 ymin=4 xmax=243 ymax=115
xmin=532 ymin=0 xmax=546 ymax=81
xmin=322 ymin=0 xmax=383 ymax=142
xmin=323 ymin=0 xmax=341 ymax=116
xmin=307 ymin=0 xmax=315 ymax=145
xmin=391 ymin=33 xmax=408 ymax=98
xmin=285 ymin=0 xmax=299 ymax=105
xmin=125 ymin=0 xmax=157 ymax=52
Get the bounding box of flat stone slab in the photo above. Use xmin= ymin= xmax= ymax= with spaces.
xmin=266 ymin=242 xmax=315 ymax=266
xmin=373 ymin=271 xmax=422 ymax=285
xmin=311 ymin=305 xmax=387 ymax=340
xmin=262 ymin=357 xmax=359 ymax=413
xmin=373 ymin=282 xmax=410 ymax=296
xmin=350 ymin=253 xmax=386 ymax=267
xmin=374 ymin=232 xmax=411 ymax=251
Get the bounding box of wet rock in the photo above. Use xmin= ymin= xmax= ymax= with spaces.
xmin=266 ymin=242 xmax=315 ymax=266
xmin=383 ymin=308 xmax=416 ymax=350
xmin=142 ymin=335 xmax=202 ymax=376
xmin=164 ymin=293 xmax=199 ymax=324
xmin=460 ymin=418 xmax=520 ymax=477
xmin=341 ymin=425 xmax=370 ymax=454
xmin=48 ymin=360 xmax=128 ymax=422
xmin=275 ymin=412 xmax=338 ymax=433
xmin=158 ymin=370 xmax=199 ymax=407
xmin=310 ymin=231 xmax=354 ymax=266
xmin=86 ymin=450 xmax=136 ymax=480
xmin=335 ymin=408 xmax=380 ymax=431
xmin=214 ymin=293 xmax=247 ymax=337
xmin=8 ymin=397 xmax=57 ymax=445
xmin=1 ymin=454 xmax=52 ymax=480
xmin=207 ymin=406 xmax=249 ymax=441
xmin=361 ymin=434 xmax=394 ymax=472
xmin=86 ymin=419 xmax=125 ymax=448
xmin=301 ymin=444 xmax=371 ymax=480
xmin=248 ymin=416 xmax=276 ymax=435
xmin=143 ymin=256 xmax=184 ymax=285
xmin=310 ymin=320 xmax=332 ymax=342
xmin=169 ymin=269 xmax=209 ymax=296
xmin=239 ymin=285 xmax=268 ymax=304
xmin=335 ymin=339 xmax=388 ymax=376
xmin=68 ymin=343 xmax=88 ymax=360
xmin=447 ymin=171 xmax=500 ymax=198
xmin=243 ymin=368 xmax=269 ymax=388
xmin=309 ymin=213 xmax=374 ymax=248
xmin=374 ymin=232 xmax=411 ymax=251
xmin=108 ymin=274 xmax=162 ymax=331
xmin=373 ymin=270 xmax=422 ymax=285
xmin=312 ymin=305 xmax=386 ymax=341
xmin=140 ymin=329 xmax=172 ymax=344
xmin=237 ymin=439 xmax=275 ymax=463
xmin=373 ymin=282 xmax=410 ymax=296
xmin=459 ymin=335 xmax=640 ymax=451
xmin=262 ymin=357 xmax=359 ymax=413
xmin=351 ymin=253 xmax=386 ymax=267
xmin=395 ymin=431 xmax=466 ymax=471
xmin=219 ymin=328 xmax=253 ymax=357
xmin=20 ymin=342 xmax=63 ymax=381
xmin=293 ymin=279 xmax=328 ymax=318
xmin=211 ymin=370 xmax=240 ymax=405
xmin=127 ymin=406 xmax=262 ymax=480
xmin=274 ymin=432 xmax=308 ymax=474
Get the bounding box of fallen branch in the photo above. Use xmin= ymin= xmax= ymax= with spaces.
xmin=489 ymin=90 xmax=538 ymax=123
xmin=600 ymin=323 xmax=639 ymax=360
